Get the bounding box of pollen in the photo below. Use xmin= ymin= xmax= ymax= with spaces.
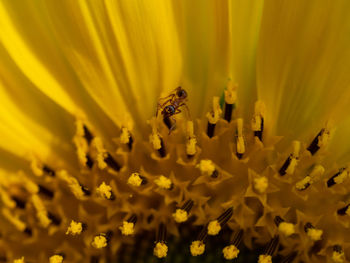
xmin=57 ymin=170 xmax=85 ymax=199
xmin=197 ymin=159 xmax=216 ymax=176
xmin=13 ymin=257 xmax=25 ymax=263
xmin=92 ymin=234 xmax=107 ymax=249
xmin=96 ymin=182 xmax=112 ymax=199
xmin=31 ymin=194 xmax=51 ymax=228
xmin=153 ymin=242 xmax=168 ymax=258
xmin=154 ymin=175 xmax=172 ymax=189
xmin=236 ymin=118 xmax=245 ymax=155
xmin=49 ymin=255 xmax=63 ymax=263
xmin=2 ymin=208 xmax=26 ymax=231
xmin=295 ymin=176 xmax=311 ymax=190
xmin=251 ymin=101 xmax=265 ymax=131
xmin=278 ymin=222 xmax=295 ymax=236
xmin=258 ymin=254 xmax=272 ymax=263
xmin=30 ymin=156 xmax=43 ymax=176
xmin=66 ymin=220 xmax=83 ymax=235
xmin=149 ymin=118 xmax=162 ymax=150
xmin=306 ymin=228 xmax=323 ymax=241
xmin=332 ymin=250 xmax=345 ymax=263
xmin=127 ymin=173 xmax=143 ymax=187
xmin=119 ymin=221 xmax=134 ymax=236
xmin=334 ymin=169 xmax=349 ymax=184
xmin=207 ymin=220 xmax=221 ymax=235
xmin=172 ymin=209 xmax=188 ymax=223
xmin=120 ymin=127 xmax=131 ymax=144
xmin=92 ymin=137 xmax=108 ymax=169
xmin=0 ymin=188 xmax=16 ymax=208
xmin=253 ymin=176 xmax=268 ymax=194
xmin=224 ymin=81 xmax=237 ymax=105
xmin=207 ymin=96 xmax=222 ymax=124
xmin=190 ymin=241 xmax=205 ymax=256
xmin=222 ymin=245 xmax=240 ymax=260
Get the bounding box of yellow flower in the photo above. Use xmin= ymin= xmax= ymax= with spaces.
xmin=1 ymin=1 xmax=350 ymax=262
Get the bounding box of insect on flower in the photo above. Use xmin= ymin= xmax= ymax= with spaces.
xmin=156 ymin=86 xmax=190 ymax=133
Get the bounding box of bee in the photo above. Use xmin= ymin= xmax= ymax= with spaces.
xmin=156 ymin=87 xmax=189 ymax=133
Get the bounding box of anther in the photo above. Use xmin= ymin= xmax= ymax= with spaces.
xmin=232 ymin=229 xmax=244 ymax=247
xmin=236 ymin=118 xmax=245 ymax=159
xmin=223 ymin=81 xmax=237 ymax=122
xmin=296 ymin=165 xmax=325 ymax=191
xmin=104 ymin=153 xmax=121 ymax=172
xmin=43 ymin=165 xmax=56 ymax=177
xmin=304 ymin=222 xmax=323 ymax=241
xmin=206 ymin=96 xmax=222 ymax=138
xmin=186 ymin=121 xmax=197 ymax=158
xmin=149 ymin=119 xmax=166 ymax=157
xmin=31 ymin=194 xmax=51 ymax=227
xmin=280 ymin=251 xmax=298 ymax=263
xmin=57 ymin=170 xmax=87 ymax=199
xmin=38 ymin=184 xmax=54 ymax=199
xmin=337 ymin=204 xmax=350 ymax=215
xmin=307 ymin=124 xmax=331 ymax=155
xmin=332 ymin=245 xmax=345 ymax=263
xmin=0 ymin=188 xmax=16 ymax=208
xmin=86 ymin=154 xmax=94 ymax=169
xmin=279 ymin=141 xmax=300 ymax=176
xmin=217 ymin=207 xmax=234 ymax=226
xmin=158 ymin=138 xmax=166 ymax=158
xmin=12 ymin=196 xmax=26 ymax=209
xmin=120 ymin=127 xmax=133 ymax=150
xmin=251 ymin=101 xmax=265 ymax=141
xmin=2 ymin=208 xmax=27 ymax=233
xmin=83 ymin=125 xmax=94 ymax=145
xmin=327 ymin=168 xmax=349 ymax=187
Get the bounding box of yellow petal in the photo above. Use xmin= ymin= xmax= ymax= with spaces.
xmin=257 ymin=0 xmax=350 ymax=140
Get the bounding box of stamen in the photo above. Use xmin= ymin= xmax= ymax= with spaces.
xmin=224 ymin=81 xmax=237 ymax=122
xmin=190 ymin=241 xmax=205 ymax=256
xmin=279 ymin=141 xmax=300 ymax=176
xmin=206 ymin=97 xmax=222 ymax=138
xmin=172 ymin=209 xmax=188 ymax=223
xmin=30 ymin=155 xmax=43 ymax=176
xmin=258 ymin=254 xmax=272 ymax=263
xmin=181 ymin=199 xmax=194 ymax=212
xmin=232 ymin=229 xmax=244 ymax=247
xmin=263 ymin=235 xmax=279 ymax=256
xmin=149 ymin=119 xmax=166 ymax=157
xmin=153 ymin=242 xmax=168 ymax=258
xmin=119 ymin=221 xmax=135 ymax=236
xmin=14 ymin=257 xmax=25 ymax=263
xmin=197 ymin=159 xmax=217 ymax=177
xmin=236 ymin=118 xmax=245 ymax=159
xmin=332 ymin=245 xmax=345 ymax=263
xmin=120 ymin=126 xmax=134 ymax=150
xmin=304 ymin=222 xmax=323 ymax=241
xmin=93 ymin=138 xmax=121 ymax=171
xmin=49 ymin=255 xmax=64 ymax=263
xmin=154 ymin=175 xmax=172 ymax=190
xmin=0 ymin=188 xmax=16 ymax=208
xmin=104 ymin=153 xmax=121 ymax=172
xmin=280 ymin=251 xmax=298 ymax=263
xmin=127 ymin=172 xmax=144 ymax=187
xmin=156 ymin=223 xmax=167 ymax=243
xmin=31 ymin=194 xmax=51 ymax=228
xmin=83 ymin=125 xmax=94 ymax=144
xmin=11 ymin=196 xmax=26 ymax=209
xmin=251 ymin=101 xmax=265 ymax=141
xmin=307 ymin=123 xmax=332 ymax=155
xmin=296 ymin=165 xmax=324 ymax=190
xmin=96 ymin=182 xmax=114 ymax=200
xmin=66 ymin=220 xmax=83 ymax=236
xmin=57 ymin=170 xmax=86 ymax=200
xmin=216 ymin=207 xmax=234 ymax=226
xmin=207 ymin=220 xmax=221 ymax=235
xmin=2 ymin=208 xmax=26 ymax=232
xmin=222 ymin=245 xmax=239 ymax=260
xmin=327 ymin=168 xmax=349 ymax=187
xmin=253 ymin=176 xmax=269 ymax=194
xmin=92 ymin=233 xmax=110 ymax=249
xmin=186 ymin=121 xmax=197 ymax=157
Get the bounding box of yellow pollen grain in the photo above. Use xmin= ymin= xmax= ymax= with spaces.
xmin=30 ymin=156 xmax=43 ymax=176
xmin=96 ymin=182 xmax=112 ymax=199
xmin=254 ymin=176 xmax=269 ymax=194
xmin=49 ymin=255 xmax=63 ymax=263
xmin=207 ymin=96 xmax=222 ymax=124
xmin=295 ymin=176 xmax=311 ymax=190
xmin=334 ymin=170 xmax=349 ymax=185
xmin=332 ymin=251 xmax=345 ymax=263
xmin=57 ymin=170 xmax=85 ymax=199
xmin=251 ymin=101 xmax=266 ymax=131
xmin=2 ymin=208 xmax=26 ymax=231
xmin=119 ymin=221 xmax=134 ymax=236
xmin=92 ymin=235 xmax=107 ymax=249
xmin=127 ymin=173 xmax=143 ymax=187
xmin=66 ymin=220 xmax=83 ymax=235
xmin=120 ymin=127 xmax=130 ymax=144
xmin=172 ymin=209 xmax=188 ymax=223
xmin=186 ymin=137 xmax=197 ymax=156
xmin=31 ymin=194 xmax=51 ymax=228
xmin=197 ymin=159 xmax=216 ymax=176
xmin=258 ymin=254 xmax=272 ymax=263
xmin=190 ymin=241 xmax=205 ymax=256
xmin=224 ymin=81 xmax=237 ymax=104
xmin=153 ymin=242 xmax=168 ymax=258
xmin=307 ymin=228 xmax=323 ymax=241
xmin=75 ymin=119 xmax=85 ymax=137
xmin=222 ymin=245 xmax=240 ymax=260
xmin=278 ymin=222 xmax=295 ymax=236
xmin=73 ymin=136 xmax=88 ymax=166
xmin=207 ymin=220 xmax=221 ymax=235
xmin=14 ymin=257 xmax=25 ymax=263
xmin=149 ymin=118 xmax=162 ymax=150
xmin=93 ymin=137 xmax=108 ymax=170
xmin=154 ymin=175 xmax=172 ymax=189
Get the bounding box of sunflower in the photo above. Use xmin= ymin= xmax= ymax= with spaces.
xmin=1 ymin=0 xmax=350 ymax=262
